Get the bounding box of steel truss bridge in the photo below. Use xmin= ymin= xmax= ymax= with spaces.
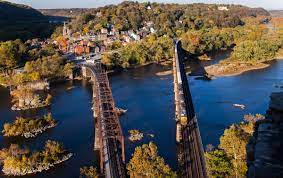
xmin=82 ymin=62 xmax=126 ymax=178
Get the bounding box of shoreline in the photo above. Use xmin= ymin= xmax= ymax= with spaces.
xmin=2 ymin=153 xmax=73 ymax=176
xmin=205 ymin=55 xmax=283 ymax=77
xmin=11 ymin=103 xmax=51 ymax=111
xmin=205 ymin=62 xmax=271 ymax=77
xmin=3 ymin=123 xmax=57 ymax=138
xmin=205 ymin=56 xmax=283 ymax=77
xmin=156 ymin=70 xmax=172 ymax=76
xmin=107 ymin=59 xmax=172 ymax=75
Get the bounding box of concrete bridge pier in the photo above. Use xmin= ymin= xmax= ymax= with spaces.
xmin=94 ymin=122 xmax=101 ymax=150
xmin=82 ymin=66 xmax=87 ymax=78
xmin=93 ymin=84 xmax=100 ymax=150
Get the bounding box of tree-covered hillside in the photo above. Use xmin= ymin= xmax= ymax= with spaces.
xmin=69 ymin=1 xmax=270 ymax=36
xmin=0 ymin=1 xmax=45 ymax=23
xmin=0 ymin=1 xmax=55 ymax=41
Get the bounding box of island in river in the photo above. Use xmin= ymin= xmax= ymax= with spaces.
xmin=2 ymin=114 xmax=57 ymax=138
xmin=205 ymin=54 xmax=283 ymax=77
xmin=204 ymin=17 xmax=283 ymax=77
xmin=0 ymin=140 xmax=72 ymax=176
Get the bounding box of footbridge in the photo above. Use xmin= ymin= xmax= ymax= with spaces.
xmin=173 ymin=40 xmax=207 ymax=178
xmin=81 ymin=60 xmax=126 ymax=178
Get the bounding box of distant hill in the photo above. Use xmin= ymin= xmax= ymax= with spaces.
xmin=0 ymin=1 xmax=46 ymax=24
xmin=39 ymin=4 xmax=270 ymax=19
xmin=0 ymin=1 xmax=55 ymax=41
xmin=269 ymin=10 xmax=283 ymax=17
xmin=39 ymin=8 xmax=88 ymax=18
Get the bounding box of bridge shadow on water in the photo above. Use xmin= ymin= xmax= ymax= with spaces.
xmin=181 ymin=48 xmax=210 ymax=80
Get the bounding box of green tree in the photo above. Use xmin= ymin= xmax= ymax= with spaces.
xmin=80 ymin=166 xmax=99 ymax=178
xmin=93 ymin=23 xmax=103 ymax=32
xmin=127 ymin=142 xmax=176 ymax=178
xmin=0 ymin=41 xmax=22 ymax=71
xmin=205 ymin=149 xmax=233 ymax=178
xmin=63 ymin=63 xmax=74 ymax=78
xmin=45 ymin=94 xmax=53 ymax=105
xmin=232 ymin=39 xmax=280 ymax=63
xmin=219 ymin=125 xmax=250 ymax=178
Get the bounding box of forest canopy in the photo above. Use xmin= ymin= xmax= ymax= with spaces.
xmin=69 ymin=1 xmax=269 ymax=36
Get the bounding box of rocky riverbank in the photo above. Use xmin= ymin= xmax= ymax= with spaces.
xmin=205 ymin=62 xmax=270 ymax=77
xmin=128 ymin=130 xmax=144 ymax=142
xmin=247 ymin=92 xmax=283 ymax=177
xmin=156 ymin=70 xmax=172 ymax=76
xmin=11 ymin=102 xmax=50 ymax=111
xmin=2 ymin=153 xmax=73 ymax=176
xmin=205 ymin=55 xmax=283 ymax=77
xmin=10 ymin=84 xmax=52 ymax=111
xmin=21 ymin=123 xmax=57 ymax=138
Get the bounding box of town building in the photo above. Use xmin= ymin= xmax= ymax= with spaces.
xmin=218 ymin=6 xmax=229 ymax=11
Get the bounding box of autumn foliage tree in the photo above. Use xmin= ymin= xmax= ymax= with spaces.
xmin=0 ymin=40 xmax=26 ymax=72
xmin=219 ymin=125 xmax=250 ymax=178
xmin=127 ymin=142 xmax=176 ymax=178
xmin=0 ymin=140 xmax=70 ymax=175
xmin=80 ymin=166 xmax=99 ymax=178
xmin=102 ymin=34 xmax=173 ymax=69
xmin=205 ymin=114 xmax=265 ymax=178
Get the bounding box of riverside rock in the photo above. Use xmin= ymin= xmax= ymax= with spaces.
xmin=2 ymin=153 xmax=73 ymax=176
xmin=128 ymin=130 xmax=144 ymax=142
xmin=21 ymin=124 xmax=57 ymax=138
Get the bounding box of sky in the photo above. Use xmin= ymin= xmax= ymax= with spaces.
xmin=7 ymin=0 xmax=283 ymax=10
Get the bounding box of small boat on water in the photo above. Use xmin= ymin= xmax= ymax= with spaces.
xmin=66 ymin=86 xmax=75 ymax=91
xmin=116 ymin=107 xmax=127 ymax=115
xmin=233 ymin=104 xmax=245 ymax=109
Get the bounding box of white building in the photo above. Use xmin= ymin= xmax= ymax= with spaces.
xmin=130 ymin=33 xmax=140 ymax=41
xmin=218 ymin=6 xmax=229 ymax=11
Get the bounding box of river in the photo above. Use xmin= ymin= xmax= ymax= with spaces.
xmin=0 ymin=55 xmax=282 ymax=177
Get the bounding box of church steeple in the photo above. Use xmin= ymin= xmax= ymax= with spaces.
xmin=63 ymin=22 xmax=68 ymax=37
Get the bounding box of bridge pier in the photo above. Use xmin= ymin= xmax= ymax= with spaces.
xmin=92 ymin=85 xmax=98 ymax=118
xmin=94 ymin=122 xmax=101 ymax=150
xmin=82 ymin=66 xmax=87 ymax=78
xmin=92 ymin=76 xmax=101 ymax=151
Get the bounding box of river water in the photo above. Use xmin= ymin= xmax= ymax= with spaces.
xmin=0 ymin=56 xmax=282 ymax=177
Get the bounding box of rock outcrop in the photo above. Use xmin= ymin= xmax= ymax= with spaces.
xmin=247 ymin=92 xmax=283 ymax=178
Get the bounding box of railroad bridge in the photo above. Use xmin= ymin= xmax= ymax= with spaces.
xmin=173 ymin=40 xmax=207 ymax=178
xmin=81 ymin=61 xmax=126 ymax=178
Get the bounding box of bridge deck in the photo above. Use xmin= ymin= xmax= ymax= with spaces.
xmin=83 ymin=62 xmax=126 ymax=178
xmin=173 ymin=40 xmax=207 ymax=178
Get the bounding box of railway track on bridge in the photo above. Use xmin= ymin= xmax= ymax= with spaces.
xmin=173 ymin=40 xmax=207 ymax=178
